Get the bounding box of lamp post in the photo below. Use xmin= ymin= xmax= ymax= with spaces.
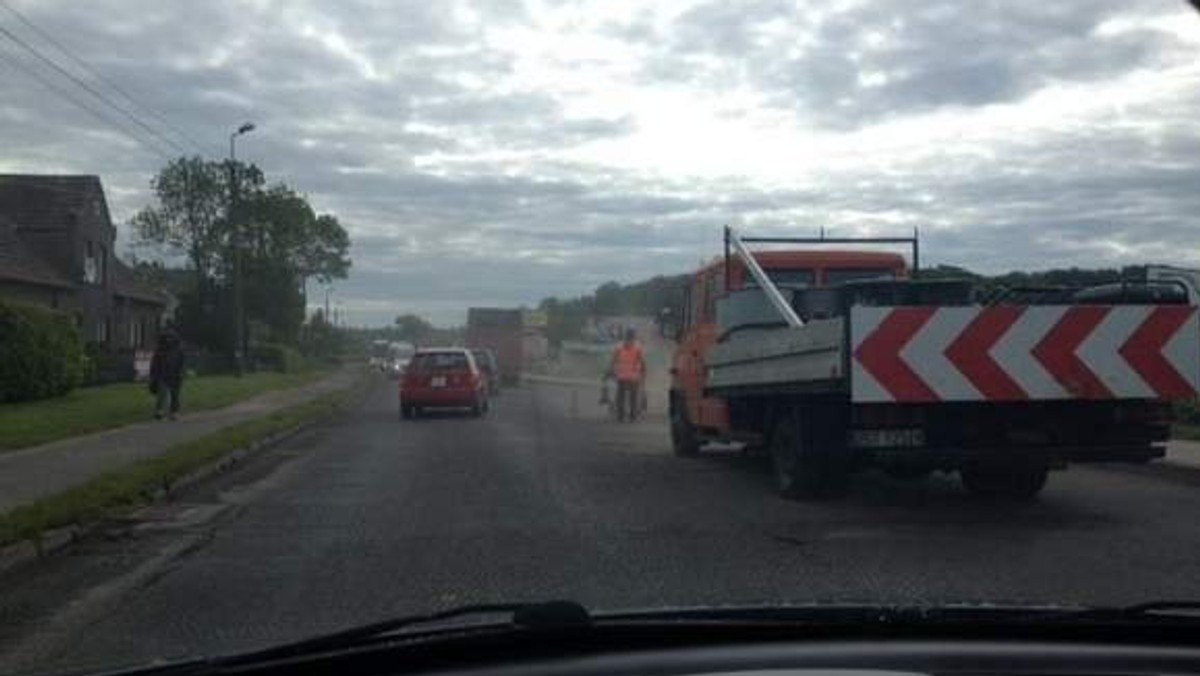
xmin=229 ymin=122 xmax=255 ymax=374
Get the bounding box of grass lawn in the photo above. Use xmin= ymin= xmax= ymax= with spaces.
xmin=0 ymin=369 xmax=327 ymax=452
xmin=0 ymin=391 xmax=348 ymax=545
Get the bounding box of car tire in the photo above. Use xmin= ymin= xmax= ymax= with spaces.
xmin=669 ymin=393 xmax=701 ymax=457
xmin=961 ymin=463 xmax=1048 ymax=500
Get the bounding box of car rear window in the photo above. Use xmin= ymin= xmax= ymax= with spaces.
xmin=410 ymin=352 xmax=470 ymax=372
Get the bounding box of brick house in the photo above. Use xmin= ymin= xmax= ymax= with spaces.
xmin=0 ymin=175 xmax=168 ymax=350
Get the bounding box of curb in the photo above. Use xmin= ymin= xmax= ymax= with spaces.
xmin=0 ymin=374 xmax=372 ymax=578
xmin=1103 ymin=456 xmax=1200 ymax=485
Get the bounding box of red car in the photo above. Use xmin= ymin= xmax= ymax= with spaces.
xmin=399 ymin=348 xmax=489 ymax=419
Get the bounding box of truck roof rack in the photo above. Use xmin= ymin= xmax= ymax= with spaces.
xmin=723 ymin=226 xmax=920 ymax=292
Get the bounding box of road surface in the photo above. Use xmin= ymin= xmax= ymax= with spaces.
xmin=4 ymin=377 xmax=1200 ymax=673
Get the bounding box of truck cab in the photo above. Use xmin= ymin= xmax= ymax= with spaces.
xmin=671 ymin=251 xmax=907 ymax=439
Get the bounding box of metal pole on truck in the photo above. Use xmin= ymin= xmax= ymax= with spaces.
xmin=725 ymin=226 xmax=805 ymax=328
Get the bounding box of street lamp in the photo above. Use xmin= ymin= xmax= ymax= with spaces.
xmin=230 ymin=122 xmax=255 ymax=161
xmin=229 ymin=122 xmax=255 ymax=375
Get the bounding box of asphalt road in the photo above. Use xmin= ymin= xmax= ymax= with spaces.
xmin=6 ymin=377 xmax=1200 ymax=674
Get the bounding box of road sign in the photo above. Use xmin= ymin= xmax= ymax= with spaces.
xmin=850 ymin=305 xmax=1200 ymax=402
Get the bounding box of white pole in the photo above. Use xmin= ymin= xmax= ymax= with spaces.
xmin=728 ymin=227 xmax=804 ymax=328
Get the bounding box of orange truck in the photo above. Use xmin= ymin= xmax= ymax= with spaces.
xmin=668 ymin=228 xmax=1199 ymax=500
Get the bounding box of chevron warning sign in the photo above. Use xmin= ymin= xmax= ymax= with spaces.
xmin=850 ymin=305 xmax=1200 ymax=403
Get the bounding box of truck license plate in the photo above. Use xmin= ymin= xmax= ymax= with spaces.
xmin=431 ymin=377 xmax=446 ymax=388
xmin=851 ymin=429 xmax=925 ymax=448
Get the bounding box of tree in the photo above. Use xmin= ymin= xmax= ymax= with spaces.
xmin=134 ymin=157 xmax=351 ymax=352
xmin=593 ymin=281 xmax=623 ymax=316
xmin=132 ymin=157 xmax=226 ymax=299
xmin=394 ymin=314 xmax=434 ymax=342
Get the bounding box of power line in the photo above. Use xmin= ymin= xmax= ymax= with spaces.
xmin=0 ymin=47 xmax=172 ymax=162
xmin=0 ymin=23 xmax=190 ymax=157
xmin=0 ymin=0 xmax=218 ymax=157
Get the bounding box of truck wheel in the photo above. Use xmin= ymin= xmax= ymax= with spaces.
xmin=670 ymin=395 xmax=701 ymax=457
xmin=769 ymin=412 xmax=850 ymax=500
xmin=400 ymin=404 xmax=412 ymax=420
xmin=961 ymin=464 xmax=1048 ymax=500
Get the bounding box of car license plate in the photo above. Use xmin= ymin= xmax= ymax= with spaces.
xmin=850 ymin=429 xmax=925 ymax=448
xmin=431 ymin=377 xmax=446 ymax=388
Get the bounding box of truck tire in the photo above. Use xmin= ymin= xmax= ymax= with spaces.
xmin=769 ymin=410 xmax=850 ymax=500
xmin=400 ymin=404 xmax=413 ymax=420
xmin=961 ymin=464 xmax=1048 ymax=500
xmin=670 ymin=394 xmax=701 ymax=457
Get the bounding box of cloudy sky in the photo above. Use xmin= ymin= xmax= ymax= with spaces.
xmin=3 ymin=0 xmax=1200 ymax=325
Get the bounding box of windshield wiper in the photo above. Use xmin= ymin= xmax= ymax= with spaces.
xmin=1051 ymin=601 xmax=1200 ymax=622
xmin=224 ymin=600 xmax=1200 ymax=665
xmin=113 ymin=600 xmax=1200 ymax=675
xmin=220 ymin=600 xmax=591 ymax=666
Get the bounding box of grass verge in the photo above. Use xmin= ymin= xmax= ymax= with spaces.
xmin=0 ymin=369 xmax=328 ymax=453
xmin=1173 ymin=424 xmax=1200 ymax=441
xmin=0 ymin=390 xmax=350 ymax=549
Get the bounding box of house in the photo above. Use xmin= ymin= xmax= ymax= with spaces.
xmin=0 ymin=175 xmax=168 ymax=351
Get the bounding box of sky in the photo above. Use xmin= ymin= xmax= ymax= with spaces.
xmin=3 ymin=0 xmax=1200 ymax=326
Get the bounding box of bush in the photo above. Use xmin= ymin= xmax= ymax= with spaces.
xmin=83 ymin=344 xmax=135 ymax=386
xmin=1174 ymin=399 xmax=1200 ymax=426
xmin=0 ymin=300 xmax=87 ymax=403
xmin=251 ymin=343 xmax=306 ymax=373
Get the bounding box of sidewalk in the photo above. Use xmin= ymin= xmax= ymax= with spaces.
xmin=1166 ymin=440 xmax=1200 ymax=471
xmin=0 ymin=365 xmax=364 ymax=514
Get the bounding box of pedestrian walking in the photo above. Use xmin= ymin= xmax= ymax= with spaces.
xmin=149 ymin=329 xmax=185 ymax=420
xmin=609 ymin=328 xmax=646 ymax=423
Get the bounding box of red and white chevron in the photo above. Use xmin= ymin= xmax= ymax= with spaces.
xmin=850 ymin=305 xmax=1200 ymax=403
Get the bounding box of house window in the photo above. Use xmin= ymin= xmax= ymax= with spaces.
xmin=83 ymin=240 xmax=99 ymax=284
xmin=98 ymin=245 xmax=107 ymax=286
xmin=129 ymin=317 xmax=150 ymax=349
xmin=94 ymin=316 xmax=110 ymax=344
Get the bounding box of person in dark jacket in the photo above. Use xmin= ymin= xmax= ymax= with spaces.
xmin=149 ymin=330 xmax=185 ymax=420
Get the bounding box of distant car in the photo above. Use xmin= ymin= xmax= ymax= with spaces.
xmin=470 ymin=348 xmax=501 ymax=395
xmin=399 ymin=348 xmax=488 ymax=419
xmin=385 ymin=357 xmax=409 ymax=379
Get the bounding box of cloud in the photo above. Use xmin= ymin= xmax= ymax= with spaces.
xmin=2 ymin=0 xmax=1200 ymax=325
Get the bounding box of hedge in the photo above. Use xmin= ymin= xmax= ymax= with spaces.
xmin=0 ymin=299 xmax=88 ymax=403
xmin=251 ymin=342 xmax=307 ymax=373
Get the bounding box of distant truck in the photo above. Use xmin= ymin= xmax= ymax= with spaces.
xmin=668 ymin=228 xmax=1200 ymax=501
xmin=466 ymin=308 xmax=523 ymax=386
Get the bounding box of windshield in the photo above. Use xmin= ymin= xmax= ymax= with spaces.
xmin=746 ymin=268 xmax=817 ymax=288
xmin=4 ymin=1 xmax=1200 ymax=674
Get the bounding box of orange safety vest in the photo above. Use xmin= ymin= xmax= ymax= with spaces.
xmin=613 ymin=342 xmax=645 ymax=382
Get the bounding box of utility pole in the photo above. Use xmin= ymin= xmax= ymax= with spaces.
xmin=229 ymin=122 xmax=255 ymax=374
